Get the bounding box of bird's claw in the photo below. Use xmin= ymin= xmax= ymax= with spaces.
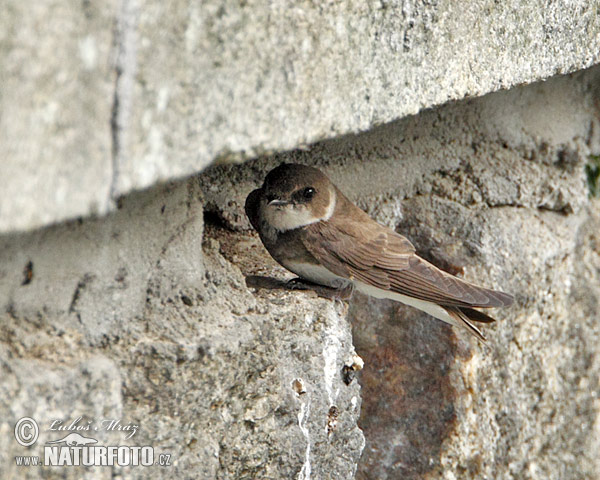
xmin=286 ymin=277 xmax=355 ymax=303
xmin=285 ymin=277 xmax=316 ymax=290
xmin=334 ymin=282 xmax=355 ymax=301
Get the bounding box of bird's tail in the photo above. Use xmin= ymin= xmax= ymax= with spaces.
xmin=444 ymin=306 xmax=498 ymax=342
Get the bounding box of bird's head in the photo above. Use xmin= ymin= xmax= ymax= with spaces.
xmin=260 ymin=163 xmax=336 ymax=231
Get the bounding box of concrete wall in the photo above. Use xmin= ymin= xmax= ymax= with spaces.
xmin=1 ymin=1 xmax=600 ymax=479
xmin=1 ymin=0 xmax=600 ymax=233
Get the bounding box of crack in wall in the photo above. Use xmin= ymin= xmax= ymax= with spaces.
xmin=297 ymin=399 xmax=312 ymax=480
xmin=109 ymin=0 xmax=138 ymax=201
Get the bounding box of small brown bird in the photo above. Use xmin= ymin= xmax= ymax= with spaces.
xmin=245 ymin=163 xmax=513 ymax=340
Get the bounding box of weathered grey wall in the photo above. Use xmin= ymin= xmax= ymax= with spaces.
xmin=2 ymin=64 xmax=599 ymax=478
xmin=0 ymin=180 xmax=364 ymax=479
xmin=2 ymin=1 xmax=600 ymax=479
xmin=200 ymin=66 xmax=600 ymax=480
xmin=1 ymin=0 xmax=600 ymax=232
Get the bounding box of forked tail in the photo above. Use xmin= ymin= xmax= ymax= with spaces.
xmin=445 ymin=306 xmax=499 ymax=342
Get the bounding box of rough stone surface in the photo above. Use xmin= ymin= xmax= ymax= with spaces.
xmin=200 ymin=65 xmax=600 ymax=479
xmin=0 ymin=182 xmax=364 ymax=479
xmin=2 ymin=1 xmax=600 ymax=232
xmin=1 ymin=44 xmax=600 ymax=480
xmin=0 ymin=0 xmax=117 ymax=232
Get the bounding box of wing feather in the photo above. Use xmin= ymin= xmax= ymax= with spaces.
xmin=301 ymin=219 xmax=513 ymax=308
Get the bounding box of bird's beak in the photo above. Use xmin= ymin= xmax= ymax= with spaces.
xmin=268 ymin=199 xmax=289 ymax=206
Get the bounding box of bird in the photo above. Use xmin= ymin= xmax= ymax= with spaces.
xmin=245 ymin=163 xmax=513 ymax=341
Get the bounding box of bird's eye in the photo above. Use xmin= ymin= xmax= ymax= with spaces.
xmin=302 ymin=187 xmax=315 ymax=200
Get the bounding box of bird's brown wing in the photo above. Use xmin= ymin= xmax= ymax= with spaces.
xmin=301 ymin=219 xmax=513 ymax=308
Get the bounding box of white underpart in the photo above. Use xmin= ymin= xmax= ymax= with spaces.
xmin=285 ymin=262 xmax=349 ymax=288
xmin=354 ymin=281 xmax=459 ymax=327
xmin=286 ymin=262 xmax=459 ymax=327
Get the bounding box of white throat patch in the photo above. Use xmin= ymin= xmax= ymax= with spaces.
xmin=322 ymin=189 xmax=336 ymax=221
xmin=265 ymin=204 xmax=319 ymax=231
xmin=265 ymin=189 xmax=336 ymax=231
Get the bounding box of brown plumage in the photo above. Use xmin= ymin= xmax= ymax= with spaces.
xmin=246 ymin=163 xmax=513 ymax=341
